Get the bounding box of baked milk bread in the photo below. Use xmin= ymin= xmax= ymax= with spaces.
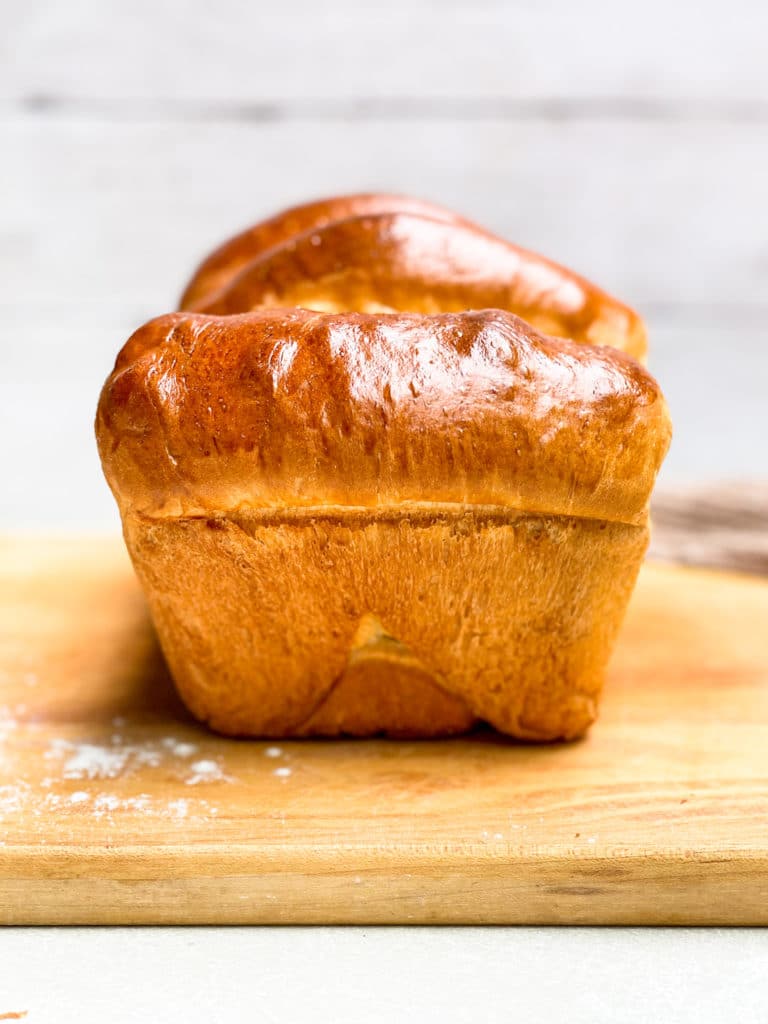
xmin=96 ymin=195 xmax=671 ymax=739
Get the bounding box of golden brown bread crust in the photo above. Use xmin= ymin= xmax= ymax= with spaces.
xmin=188 ymin=209 xmax=646 ymax=361
xmin=96 ymin=192 xmax=672 ymax=740
xmin=96 ymin=308 xmax=670 ymax=525
xmin=122 ymin=508 xmax=648 ymax=740
xmin=180 ymin=194 xmax=466 ymax=311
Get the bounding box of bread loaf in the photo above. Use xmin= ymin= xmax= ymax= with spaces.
xmin=97 ymin=194 xmax=671 ymax=739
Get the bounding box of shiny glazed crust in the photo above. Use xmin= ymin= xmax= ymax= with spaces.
xmin=180 ymin=194 xmax=467 ymax=311
xmin=187 ymin=207 xmax=647 ymax=361
xmin=97 ymin=309 xmax=669 ymax=525
xmin=97 ymin=194 xmax=672 ymax=740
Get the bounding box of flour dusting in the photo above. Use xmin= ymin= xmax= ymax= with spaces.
xmin=0 ymin=704 xmax=235 ymax=830
xmin=93 ymin=794 xmax=121 ymax=813
xmin=42 ymin=733 xmax=225 ymax=786
xmin=162 ymin=737 xmax=198 ymax=758
xmin=45 ymin=739 xmax=160 ymax=780
xmin=167 ymin=798 xmax=189 ymax=819
xmin=186 ymin=759 xmax=227 ymax=785
xmin=0 ymin=684 xmax=320 ymax=844
xmin=0 ymin=782 xmax=29 ymax=815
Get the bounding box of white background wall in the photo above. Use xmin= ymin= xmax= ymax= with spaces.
xmin=2 ymin=0 xmax=767 ymax=526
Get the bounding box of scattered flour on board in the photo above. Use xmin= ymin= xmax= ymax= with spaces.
xmin=0 ymin=708 xmax=304 ymax=831
xmin=162 ymin=737 xmax=198 ymax=758
xmin=186 ymin=760 xmax=228 ymax=785
xmin=45 ymin=738 xmax=162 ymax=780
xmin=0 ymin=782 xmax=29 ymax=815
xmin=167 ymin=798 xmax=189 ymax=818
xmin=43 ymin=733 xmax=218 ymax=784
xmin=0 ymin=709 xmax=232 ymax=825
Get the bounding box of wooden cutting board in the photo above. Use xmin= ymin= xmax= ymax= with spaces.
xmin=1 ymin=536 xmax=767 ymax=925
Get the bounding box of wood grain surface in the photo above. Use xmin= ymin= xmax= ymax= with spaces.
xmin=1 ymin=536 xmax=767 ymax=925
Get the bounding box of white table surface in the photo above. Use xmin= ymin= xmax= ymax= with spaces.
xmin=2 ymin=927 xmax=767 ymax=1023
xmin=2 ymin=2 xmax=768 ymax=1018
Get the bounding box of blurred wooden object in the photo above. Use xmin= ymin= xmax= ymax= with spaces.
xmin=651 ymin=483 xmax=768 ymax=575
